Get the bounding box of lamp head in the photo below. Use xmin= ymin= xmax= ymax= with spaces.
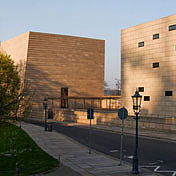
xmin=132 ymin=90 xmax=142 ymax=113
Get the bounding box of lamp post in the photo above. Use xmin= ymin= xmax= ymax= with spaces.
xmin=131 ymin=90 xmax=142 ymax=174
xmin=43 ymin=97 xmax=48 ymax=131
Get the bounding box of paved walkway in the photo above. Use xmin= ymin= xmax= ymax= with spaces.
xmin=21 ymin=122 xmax=161 ymax=176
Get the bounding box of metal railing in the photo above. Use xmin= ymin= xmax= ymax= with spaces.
xmin=48 ymin=96 xmax=121 ymax=110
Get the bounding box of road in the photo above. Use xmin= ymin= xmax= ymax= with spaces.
xmin=25 ymin=119 xmax=176 ymax=176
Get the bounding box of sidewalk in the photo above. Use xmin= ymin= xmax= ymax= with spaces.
xmin=21 ymin=122 xmax=161 ymax=176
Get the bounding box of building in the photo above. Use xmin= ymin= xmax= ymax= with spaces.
xmin=121 ymin=14 xmax=176 ymax=117
xmin=1 ymin=31 xmax=105 ymax=117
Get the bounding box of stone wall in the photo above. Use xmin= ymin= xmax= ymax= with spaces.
xmin=121 ymin=14 xmax=176 ymax=117
xmin=1 ymin=32 xmax=29 ymax=82
xmin=1 ymin=31 xmax=105 ymax=118
xmin=54 ymin=109 xmax=176 ymax=133
xmin=26 ymin=32 xmax=105 ymax=98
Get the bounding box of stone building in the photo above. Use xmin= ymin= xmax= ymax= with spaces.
xmin=121 ymin=14 xmax=176 ymax=117
xmin=1 ymin=31 xmax=105 ymax=117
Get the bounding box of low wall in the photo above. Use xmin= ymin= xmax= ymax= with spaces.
xmin=54 ymin=109 xmax=176 ymax=133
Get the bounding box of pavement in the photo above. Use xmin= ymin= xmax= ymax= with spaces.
xmin=21 ymin=121 xmax=162 ymax=176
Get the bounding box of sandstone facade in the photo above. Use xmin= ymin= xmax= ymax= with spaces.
xmin=1 ymin=32 xmax=105 ymax=117
xmin=121 ymin=14 xmax=176 ymax=117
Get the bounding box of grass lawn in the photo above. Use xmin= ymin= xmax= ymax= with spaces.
xmin=0 ymin=122 xmax=58 ymax=176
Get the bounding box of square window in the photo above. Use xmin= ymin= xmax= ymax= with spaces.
xmin=138 ymin=87 xmax=144 ymax=92
xmin=153 ymin=62 xmax=159 ymax=68
xmin=165 ymin=91 xmax=173 ymax=96
xmin=144 ymin=96 xmax=150 ymax=101
xmin=153 ymin=33 xmax=159 ymax=40
xmin=138 ymin=41 xmax=144 ymax=47
xmin=169 ymin=25 xmax=176 ymax=31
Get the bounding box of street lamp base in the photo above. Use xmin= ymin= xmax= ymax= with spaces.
xmin=132 ymin=155 xmax=139 ymax=174
xmin=44 ymin=125 xmax=47 ymax=131
xmin=132 ymin=170 xmax=139 ymax=175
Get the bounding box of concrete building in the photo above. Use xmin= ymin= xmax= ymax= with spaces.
xmin=1 ymin=31 xmax=105 ymax=117
xmin=121 ymin=14 xmax=176 ymax=118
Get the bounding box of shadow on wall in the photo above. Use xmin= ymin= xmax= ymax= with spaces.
xmin=125 ymin=21 xmax=176 ymax=118
xmin=141 ymin=108 xmax=149 ymax=115
xmin=95 ymin=110 xmax=118 ymax=126
xmin=54 ymin=109 xmax=78 ymax=123
xmin=24 ymin=63 xmax=92 ymax=118
xmin=73 ymin=109 xmax=176 ymax=133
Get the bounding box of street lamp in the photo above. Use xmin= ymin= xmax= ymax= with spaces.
xmin=131 ymin=90 xmax=142 ymax=174
xmin=43 ymin=97 xmax=48 ymax=131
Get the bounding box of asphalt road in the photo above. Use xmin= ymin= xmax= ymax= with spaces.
xmin=25 ymin=119 xmax=176 ymax=176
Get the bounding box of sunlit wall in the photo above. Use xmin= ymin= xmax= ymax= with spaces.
xmin=121 ymin=14 xmax=176 ymax=118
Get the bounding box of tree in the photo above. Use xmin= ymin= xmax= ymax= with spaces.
xmin=0 ymin=53 xmax=20 ymax=120
xmin=115 ymin=78 xmax=121 ymax=96
xmin=115 ymin=78 xmax=121 ymax=91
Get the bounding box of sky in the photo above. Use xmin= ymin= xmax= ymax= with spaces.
xmin=0 ymin=0 xmax=176 ymax=88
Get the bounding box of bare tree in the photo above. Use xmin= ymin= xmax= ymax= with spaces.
xmin=115 ymin=78 xmax=121 ymax=96
xmin=104 ymin=81 xmax=109 ymax=90
xmin=115 ymin=78 xmax=121 ymax=91
xmin=17 ymin=60 xmax=35 ymax=119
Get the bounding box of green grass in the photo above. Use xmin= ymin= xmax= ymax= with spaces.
xmin=0 ymin=122 xmax=58 ymax=176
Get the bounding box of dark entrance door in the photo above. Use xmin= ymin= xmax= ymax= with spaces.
xmin=61 ymin=88 xmax=68 ymax=108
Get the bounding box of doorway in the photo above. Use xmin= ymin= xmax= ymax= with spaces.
xmin=61 ymin=88 xmax=68 ymax=108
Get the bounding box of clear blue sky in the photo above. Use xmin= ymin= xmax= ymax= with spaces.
xmin=0 ymin=0 xmax=176 ymax=88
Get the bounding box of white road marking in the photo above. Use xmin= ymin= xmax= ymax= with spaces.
xmin=109 ymin=149 xmax=119 ymax=153
xmin=148 ymin=162 xmax=157 ymax=165
xmin=140 ymin=165 xmax=159 ymax=168
xmin=154 ymin=166 xmax=160 ymax=172
xmin=157 ymin=160 xmax=164 ymax=163
xmin=140 ymin=165 xmax=176 ymax=176
xmin=127 ymin=155 xmax=133 ymax=159
xmin=172 ymin=171 xmax=176 ymax=176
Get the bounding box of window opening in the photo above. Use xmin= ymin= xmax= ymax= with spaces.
xmin=138 ymin=87 xmax=144 ymax=92
xmin=169 ymin=25 xmax=176 ymax=31
xmin=165 ymin=91 xmax=173 ymax=96
xmin=144 ymin=96 xmax=150 ymax=101
xmin=138 ymin=41 xmax=144 ymax=47
xmin=153 ymin=62 xmax=159 ymax=68
xmin=153 ymin=33 xmax=159 ymax=40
